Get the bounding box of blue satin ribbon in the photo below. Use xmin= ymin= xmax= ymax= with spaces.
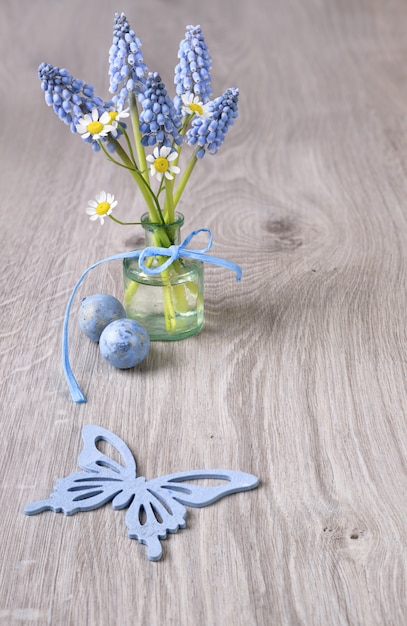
xmin=62 ymin=228 xmax=242 ymax=403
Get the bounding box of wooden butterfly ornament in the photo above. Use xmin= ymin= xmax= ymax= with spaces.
xmin=24 ymin=425 xmax=259 ymax=561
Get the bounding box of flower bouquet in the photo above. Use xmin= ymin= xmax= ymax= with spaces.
xmin=39 ymin=13 xmax=241 ymax=342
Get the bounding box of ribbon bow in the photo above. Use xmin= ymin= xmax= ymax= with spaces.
xmin=137 ymin=228 xmax=242 ymax=277
xmin=62 ymin=229 xmax=242 ymax=403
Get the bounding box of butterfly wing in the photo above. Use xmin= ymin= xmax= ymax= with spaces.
xmin=23 ymin=469 xmax=126 ymax=516
xmin=77 ymin=424 xmax=137 ymax=477
xmin=122 ymin=481 xmax=188 ymax=561
xmin=24 ymin=425 xmax=137 ymax=516
xmin=123 ymin=469 xmax=259 ymax=561
xmin=151 ymin=469 xmax=259 ymax=507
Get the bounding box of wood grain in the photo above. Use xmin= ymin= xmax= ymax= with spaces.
xmin=1 ymin=0 xmax=406 ymax=624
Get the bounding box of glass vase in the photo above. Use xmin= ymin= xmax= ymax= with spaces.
xmin=123 ymin=212 xmax=204 ymax=341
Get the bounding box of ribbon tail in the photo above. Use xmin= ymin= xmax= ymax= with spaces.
xmin=181 ymin=251 xmax=242 ymax=281
xmin=62 ymin=250 xmax=141 ymax=403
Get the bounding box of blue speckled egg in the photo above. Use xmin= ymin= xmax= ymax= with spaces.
xmin=99 ymin=318 xmax=150 ymax=369
xmin=78 ymin=294 xmax=126 ymax=342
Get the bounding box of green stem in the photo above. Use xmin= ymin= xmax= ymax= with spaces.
xmin=118 ymin=124 xmax=138 ymax=170
xmin=108 ymin=215 xmax=143 ymax=226
xmin=105 ymin=138 xmax=164 ymax=224
xmin=98 ymin=141 xmax=136 ymax=172
xmin=129 ymin=93 xmax=150 ymax=186
xmin=173 ymin=152 xmax=198 ymax=208
xmin=170 ymin=114 xmax=193 ymax=169
xmin=164 ymin=178 xmax=175 ymax=223
xmin=161 ymin=115 xmax=195 ymax=219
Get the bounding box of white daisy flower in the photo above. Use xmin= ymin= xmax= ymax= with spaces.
xmin=181 ymin=94 xmax=212 ymax=118
xmin=76 ymin=108 xmax=115 ymax=141
xmin=107 ymin=107 xmax=130 ymax=126
xmin=105 ymin=107 xmax=130 ymax=137
xmin=146 ymin=146 xmax=181 ymax=182
xmin=85 ymin=191 xmax=118 ymax=225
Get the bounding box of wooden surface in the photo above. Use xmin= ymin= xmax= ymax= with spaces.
xmin=1 ymin=0 xmax=406 ymax=624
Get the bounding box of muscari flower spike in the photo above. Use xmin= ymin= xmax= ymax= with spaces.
xmin=186 ymin=87 xmax=239 ymax=158
xmin=174 ymin=25 xmax=212 ymax=115
xmin=109 ymin=12 xmax=148 ymax=110
xmin=38 ymin=63 xmax=121 ymax=152
xmin=139 ymin=72 xmax=182 ymax=147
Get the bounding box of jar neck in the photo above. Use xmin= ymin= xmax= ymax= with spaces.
xmin=141 ymin=212 xmax=184 ymax=248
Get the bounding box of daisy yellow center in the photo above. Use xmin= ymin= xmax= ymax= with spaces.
xmin=108 ymin=112 xmax=118 ymax=122
xmin=154 ymin=157 xmax=169 ymax=172
xmin=87 ymin=121 xmax=104 ymax=135
xmin=190 ymin=103 xmax=203 ymax=115
xmin=96 ymin=201 xmax=111 ymax=216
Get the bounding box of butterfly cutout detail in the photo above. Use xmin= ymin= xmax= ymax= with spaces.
xmin=24 ymin=425 xmax=259 ymax=561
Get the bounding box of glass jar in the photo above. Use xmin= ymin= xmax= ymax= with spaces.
xmin=123 ymin=212 xmax=204 ymax=340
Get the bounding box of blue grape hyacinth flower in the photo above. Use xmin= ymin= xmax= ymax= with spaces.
xmin=174 ymin=25 xmax=212 ymax=115
xmin=109 ymin=12 xmax=148 ymax=110
xmin=38 ymin=63 xmax=120 ymax=152
xmin=139 ymin=72 xmax=182 ymax=147
xmin=186 ymin=87 xmax=239 ymax=158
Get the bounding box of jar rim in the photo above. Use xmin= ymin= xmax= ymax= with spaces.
xmin=140 ymin=212 xmax=184 ymax=230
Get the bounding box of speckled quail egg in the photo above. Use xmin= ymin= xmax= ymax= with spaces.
xmin=99 ymin=318 xmax=150 ymax=369
xmin=78 ymin=293 xmax=126 ymax=342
